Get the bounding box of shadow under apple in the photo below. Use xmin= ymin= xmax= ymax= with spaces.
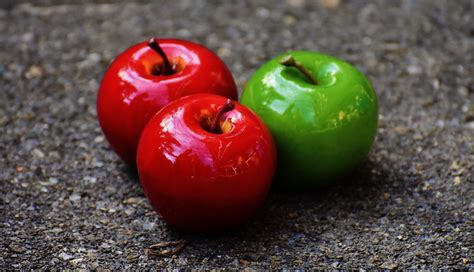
xmin=151 ymin=157 xmax=411 ymax=265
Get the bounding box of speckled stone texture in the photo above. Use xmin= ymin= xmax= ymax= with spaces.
xmin=0 ymin=0 xmax=472 ymax=269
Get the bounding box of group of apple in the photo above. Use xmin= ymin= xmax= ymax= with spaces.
xmin=97 ymin=38 xmax=378 ymax=232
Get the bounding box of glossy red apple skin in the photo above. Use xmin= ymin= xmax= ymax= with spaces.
xmin=97 ymin=39 xmax=238 ymax=166
xmin=137 ymin=94 xmax=276 ymax=232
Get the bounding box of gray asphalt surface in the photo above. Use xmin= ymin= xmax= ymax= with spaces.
xmin=0 ymin=0 xmax=473 ymax=269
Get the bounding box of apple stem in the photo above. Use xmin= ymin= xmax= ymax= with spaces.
xmin=147 ymin=38 xmax=173 ymax=75
xmin=280 ymin=55 xmax=318 ymax=85
xmin=210 ymin=99 xmax=235 ymax=133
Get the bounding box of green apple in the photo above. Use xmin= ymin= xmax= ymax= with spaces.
xmin=240 ymin=51 xmax=378 ymax=188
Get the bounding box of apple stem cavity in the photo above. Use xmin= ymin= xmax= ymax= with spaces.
xmin=210 ymin=99 xmax=235 ymax=133
xmin=280 ymin=55 xmax=318 ymax=85
xmin=147 ymin=38 xmax=173 ymax=75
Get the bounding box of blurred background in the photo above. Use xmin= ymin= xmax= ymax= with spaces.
xmin=1 ymin=0 xmax=472 ymax=269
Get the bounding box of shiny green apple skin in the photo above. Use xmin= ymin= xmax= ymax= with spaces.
xmin=240 ymin=51 xmax=378 ymax=188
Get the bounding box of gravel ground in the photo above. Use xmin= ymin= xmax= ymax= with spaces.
xmin=1 ymin=0 xmax=473 ymax=269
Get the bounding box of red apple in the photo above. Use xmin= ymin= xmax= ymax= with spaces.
xmin=137 ymin=94 xmax=276 ymax=232
xmin=97 ymin=38 xmax=238 ymax=166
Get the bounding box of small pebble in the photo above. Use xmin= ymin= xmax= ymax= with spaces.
xmin=31 ymin=148 xmax=45 ymax=158
xmin=24 ymin=65 xmax=44 ymax=79
xmin=58 ymin=252 xmax=73 ymax=261
xmin=69 ymin=194 xmax=81 ymax=202
xmin=453 ymin=176 xmax=461 ymax=186
xmin=407 ymin=65 xmax=422 ymax=75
